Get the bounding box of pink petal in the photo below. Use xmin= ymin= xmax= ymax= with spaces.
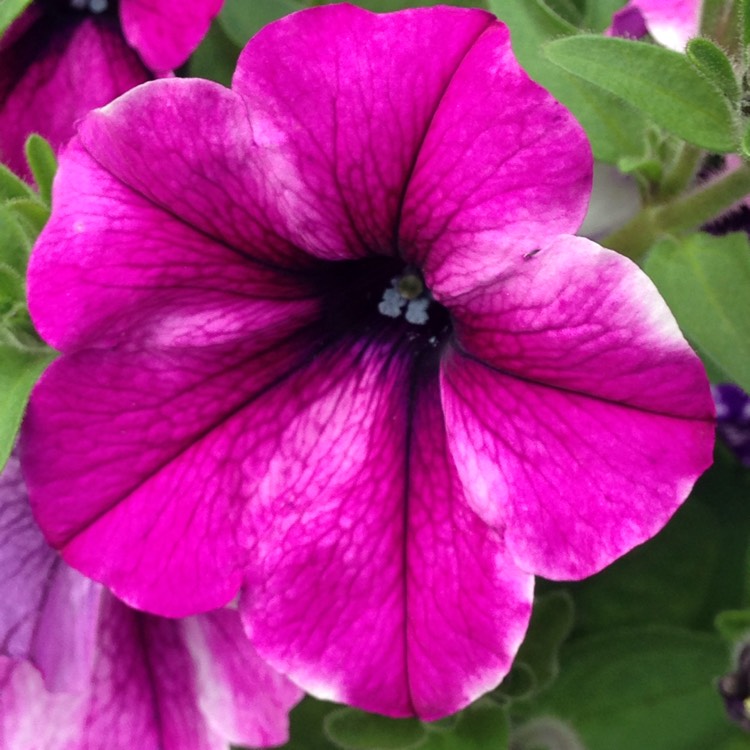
xmin=120 ymin=0 xmax=222 ymax=73
xmin=75 ymin=594 xmax=221 ymax=749
xmin=451 ymin=236 xmax=714 ymax=415
xmin=23 ymin=330 xmax=320 ymax=616
xmin=0 ymin=16 xmax=149 ymax=180
xmin=181 ymin=610 xmax=302 ymax=746
xmin=0 ymin=452 xmax=101 ymax=693
xmin=440 ymin=237 xmax=714 ymax=579
xmin=1 ymin=602 xmax=299 ymax=750
xmin=0 ymin=659 xmax=87 ymax=750
xmin=231 ymin=4 xmax=495 ymax=260
xmin=26 ymin=141 xmax=326 ymax=616
xmin=398 ymin=21 xmax=592 ymax=298
xmin=28 ymin=139 xmax=318 ymax=352
xmin=76 ymin=79 xmax=326 ymax=267
xmin=241 ymin=343 xmax=533 ymax=719
xmin=617 ymin=0 xmax=700 ymax=50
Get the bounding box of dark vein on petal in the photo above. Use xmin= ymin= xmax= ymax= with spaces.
xmin=82 ymin=141 xmax=319 ymax=280
xmin=452 ymin=345 xmax=715 ymax=423
xmin=134 ymin=615 xmax=167 ymax=750
xmin=56 ymin=331 xmax=344 ymax=550
xmin=391 ymin=16 xmax=495 ymax=255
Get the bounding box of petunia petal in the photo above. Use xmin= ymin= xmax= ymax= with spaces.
xmin=0 ymin=16 xmax=148 ymax=180
xmin=399 ymin=378 xmax=533 ymax=718
xmin=28 ymin=139 xmax=318 ymax=352
xmin=1 ymin=602 xmax=300 ymax=750
xmin=120 ymin=0 xmax=222 ymax=73
xmin=0 ymin=659 xmax=87 ymax=750
xmin=76 ymin=595 xmax=221 ymax=749
xmin=241 ymin=343 xmax=533 ymax=719
xmin=441 ymin=375 xmax=713 ymax=580
xmin=613 ymin=0 xmax=699 ymax=50
xmin=22 ymin=318 xmax=327 ymax=616
xmin=450 ymin=236 xmax=714 ymax=416
xmin=398 ymin=21 xmax=592 ymax=298
xmin=76 ymin=80 xmax=324 ymax=270
xmin=181 ymin=609 xmax=302 ymax=746
xmin=231 ymin=4 xmax=495 ymax=260
xmin=0 ymin=452 xmax=101 ymax=693
xmin=441 ymin=236 xmax=714 ymax=578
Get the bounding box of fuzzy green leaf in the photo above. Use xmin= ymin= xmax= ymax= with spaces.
xmin=324 ymin=710 xmax=425 ymax=750
xmin=0 ymin=0 xmax=32 ymax=37
xmin=0 ymin=343 xmax=55 ymax=471
xmin=512 ymin=590 xmax=574 ymax=693
xmin=645 ymin=232 xmax=750 ymax=393
xmin=188 ymin=21 xmax=241 ymax=87
xmin=545 ymin=35 xmax=737 ymax=151
xmin=716 ymin=609 xmax=750 ymax=643
xmin=24 ymin=135 xmax=57 ymax=206
xmin=535 ymin=627 xmax=738 ymax=750
xmin=0 ymin=204 xmax=34 ymax=276
xmin=0 ymin=163 xmax=34 ymax=202
xmin=687 ymin=37 xmax=740 ymax=103
xmin=490 ymin=0 xmax=647 ymax=163
xmin=218 ymin=0 xmax=304 ymax=48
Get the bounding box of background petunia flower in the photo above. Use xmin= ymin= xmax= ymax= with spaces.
xmin=712 ymin=384 xmax=750 ymax=466
xmin=610 ymin=0 xmax=700 ymax=49
xmin=23 ymin=5 xmax=715 ymax=719
xmin=0 ymin=0 xmax=222 ymax=179
xmin=0 ymin=450 xmax=302 ymax=750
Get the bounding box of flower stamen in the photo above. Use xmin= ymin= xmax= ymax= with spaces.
xmin=378 ymin=270 xmax=432 ymax=326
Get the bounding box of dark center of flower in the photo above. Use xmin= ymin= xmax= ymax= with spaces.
xmin=314 ymin=256 xmax=452 ymax=362
xmin=38 ymin=0 xmax=118 ymax=18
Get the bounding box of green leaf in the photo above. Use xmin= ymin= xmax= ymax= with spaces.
xmin=0 ymin=343 xmax=55 ymax=471
xmin=0 ymin=263 xmax=24 ymax=306
xmin=188 ymin=21 xmax=241 ymax=87
xmin=5 ymin=197 xmax=49 ymax=239
xmin=512 ymin=591 xmax=574 ymax=693
xmin=316 ymin=0 xmax=488 ymax=9
xmin=496 ymin=661 xmax=536 ymax=702
xmin=644 ymin=232 xmax=750 ymax=394
xmin=701 ymin=0 xmax=741 ymax=54
xmin=0 ymin=204 xmax=34 ymax=276
xmin=580 ymin=0 xmax=628 ymax=32
xmin=565 ymin=495 xmax=720 ymax=635
xmin=742 ymin=125 xmax=750 ymax=159
xmin=420 ymin=701 xmax=510 ymax=750
xmin=544 ymin=35 xmax=737 ymax=152
xmin=218 ymin=0 xmax=304 ymax=48
xmin=692 ymin=451 xmax=750 ymax=617
xmin=0 ymin=163 xmax=34 ymax=202
xmin=324 ymin=709 xmax=425 ymax=750
xmin=490 ymin=0 xmax=647 ymax=163
xmin=541 ymin=0 xmax=584 ymax=27
xmin=510 ymin=716 xmax=586 ymax=750
xmin=281 ymin=696 xmax=340 ymax=750
xmin=716 ymin=609 xmax=750 ymax=642
xmin=535 ymin=627 xmax=740 ymax=750
xmin=24 ymin=135 xmax=57 ymax=206
xmin=0 ymin=0 xmax=32 ymax=37
xmin=686 ymin=38 xmax=740 ymax=104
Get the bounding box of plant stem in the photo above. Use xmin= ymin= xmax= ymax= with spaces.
xmin=656 ymin=143 xmax=701 ymax=201
xmin=603 ymin=164 xmax=750 ymax=260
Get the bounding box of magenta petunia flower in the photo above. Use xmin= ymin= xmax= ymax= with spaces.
xmin=0 ymin=0 xmax=222 ymax=179
xmin=610 ymin=0 xmax=700 ymax=49
xmin=0 ymin=451 xmax=301 ymax=749
xmin=23 ymin=5 xmax=715 ymax=719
